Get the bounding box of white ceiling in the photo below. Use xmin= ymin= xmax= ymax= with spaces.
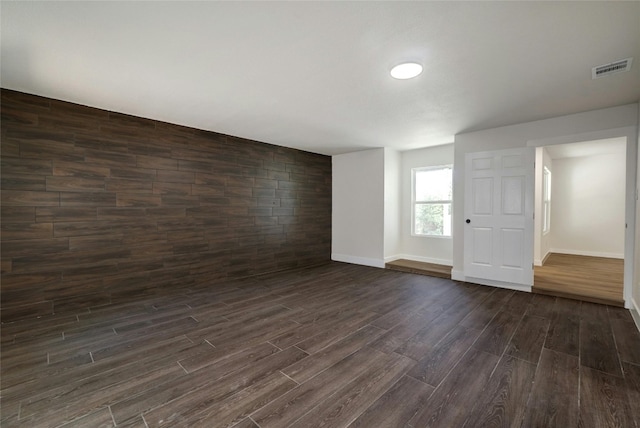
xmin=1 ymin=1 xmax=639 ymax=156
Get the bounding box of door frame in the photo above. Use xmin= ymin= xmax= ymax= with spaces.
xmin=526 ymin=126 xmax=638 ymax=308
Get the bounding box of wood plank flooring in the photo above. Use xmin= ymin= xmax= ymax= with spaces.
xmin=385 ymin=259 xmax=452 ymax=279
xmin=2 ymin=262 xmax=639 ymax=428
xmin=534 ymin=253 xmax=624 ymax=306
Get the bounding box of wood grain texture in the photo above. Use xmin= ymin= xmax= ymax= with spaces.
xmin=472 ymin=309 xmax=523 ymax=356
xmin=522 ymin=348 xmax=579 ymax=427
xmin=463 ymin=355 xmax=536 ymax=428
xmin=282 ymin=324 xmax=385 ymax=383
xmin=181 ymin=372 xmax=297 ymax=428
xmin=459 ymin=288 xmax=514 ymax=330
xmin=544 ymin=297 xmax=581 ymax=356
xmin=580 ymin=317 xmax=622 ymax=377
xmin=1 ymin=264 xmax=639 ymax=428
xmin=579 ymin=366 xmax=635 ymax=428
xmin=609 ymin=306 xmax=640 ymax=365
xmin=407 ymin=325 xmax=481 ymax=387
xmin=408 ymin=347 xmax=499 ymax=427
xmin=57 ymin=407 xmax=115 ymax=428
xmin=252 ymin=347 xmax=385 ymax=428
xmin=395 ymin=289 xmax=491 ymax=360
xmin=348 ymin=375 xmax=433 ymax=428
xmin=385 ymin=259 xmax=452 ymax=279
xmin=623 ymin=362 xmax=640 ymax=425
xmin=534 ymin=253 xmax=623 ymax=305
xmin=505 ymin=314 xmax=550 ymax=363
xmin=140 ymin=347 xmax=306 ymax=427
xmin=1 ymin=89 xmax=331 ymax=321
xmin=288 ymin=352 xmax=415 ymax=428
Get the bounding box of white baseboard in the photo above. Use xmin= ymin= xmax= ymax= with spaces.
xmin=535 ymin=251 xmax=552 ymax=266
xmin=387 ymin=254 xmax=453 ymax=267
xmin=550 ymin=248 xmax=624 ymax=259
xmin=331 ymin=253 xmax=385 ymax=269
xmin=451 ymin=269 xmax=531 ymax=292
xmin=630 ymin=296 xmax=640 ymax=332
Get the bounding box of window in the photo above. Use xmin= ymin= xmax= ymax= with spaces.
xmin=543 ymin=167 xmax=551 ymax=234
xmin=412 ymin=165 xmax=452 ymax=237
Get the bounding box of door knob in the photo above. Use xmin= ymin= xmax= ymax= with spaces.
xmin=466 ymin=219 xmax=471 ymax=224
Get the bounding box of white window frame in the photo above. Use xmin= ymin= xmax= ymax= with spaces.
xmin=543 ymin=166 xmax=551 ymax=234
xmin=411 ymin=165 xmax=453 ymax=238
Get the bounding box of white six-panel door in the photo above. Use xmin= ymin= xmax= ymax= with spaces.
xmin=463 ymin=147 xmax=535 ymax=286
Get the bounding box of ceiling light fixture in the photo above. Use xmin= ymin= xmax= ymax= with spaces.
xmin=390 ymin=62 xmax=423 ymax=79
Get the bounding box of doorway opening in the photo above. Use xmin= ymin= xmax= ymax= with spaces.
xmin=532 ymin=137 xmax=627 ymax=306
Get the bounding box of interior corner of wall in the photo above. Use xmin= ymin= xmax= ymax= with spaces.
xmin=384 ymin=255 xmax=401 ymax=263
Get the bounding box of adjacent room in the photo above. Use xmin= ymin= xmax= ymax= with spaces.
xmin=1 ymin=2 xmax=640 ymax=428
xmin=533 ymin=138 xmax=627 ymax=306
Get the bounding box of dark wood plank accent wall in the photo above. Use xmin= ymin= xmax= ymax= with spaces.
xmin=0 ymin=89 xmax=332 ymax=322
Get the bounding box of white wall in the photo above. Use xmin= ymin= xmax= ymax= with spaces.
xmin=384 ymin=148 xmax=402 ymax=261
xmin=332 ymin=148 xmax=385 ymax=267
xmin=453 ymin=103 xmax=638 ymax=307
xmin=399 ymin=144 xmax=454 ymax=265
xmin=332 ymin=145 xmax=453 ymax=268
xmin=551 ymin=152 xmax=626 ymax=258
xmin=534 ymin=147 xmax=553 ymax=265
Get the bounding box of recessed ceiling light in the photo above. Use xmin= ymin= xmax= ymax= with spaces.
xmin=390 ymin=62 xmax=423 ymax=80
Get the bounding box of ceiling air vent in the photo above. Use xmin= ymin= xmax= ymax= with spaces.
xmin=592 ymin=57 xmax=633 ymax=79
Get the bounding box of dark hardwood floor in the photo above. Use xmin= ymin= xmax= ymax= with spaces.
xmin=2 ymin=262 xmax=639 ymax=428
